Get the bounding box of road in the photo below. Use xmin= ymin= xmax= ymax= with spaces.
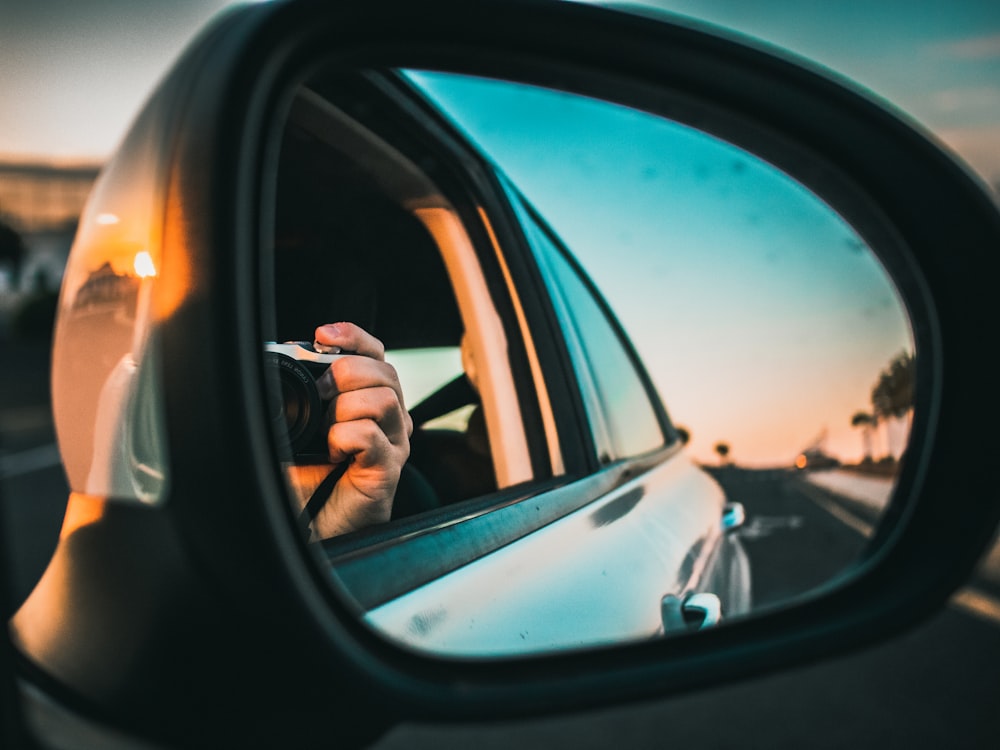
xmin=2 ymin=340 xmax=999 ymax=747
xmin=710 ymin=465 xmax=872 ymax=609
xmin=1 ymin=340 xmax=68 ymax=611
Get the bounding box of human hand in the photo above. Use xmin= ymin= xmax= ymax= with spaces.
xmin=285 ymin=322 xmax=411 ymax=539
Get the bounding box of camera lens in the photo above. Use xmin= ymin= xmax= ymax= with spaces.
xmin=264 ymin=352 xmax=324 ymax=455
xmin=279 ymin=378 xmax=305 ymax=432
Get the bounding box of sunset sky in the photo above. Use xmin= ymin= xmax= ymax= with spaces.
xmin=2 ymin=1 xmax=998 ymax=183
xmin=409 ymin=71 xmax=913 ymax=466
xmin=2 ymin=0 xmax=996 ymax=466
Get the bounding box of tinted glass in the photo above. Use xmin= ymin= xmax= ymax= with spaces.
xmin=522 ymin=213 xmax=665 ymax=461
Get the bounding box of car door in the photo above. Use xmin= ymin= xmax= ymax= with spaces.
xmin=280 ymin=69 xmax=748 ymax=654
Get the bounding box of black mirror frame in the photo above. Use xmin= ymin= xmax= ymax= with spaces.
xmin=17 ymin=1 xmax=1000 ymax=746
xmin=194 ymin=0 xmax=1000 ymax=720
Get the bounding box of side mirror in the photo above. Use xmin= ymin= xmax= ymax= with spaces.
xmin=13 ymin=1 xmax=1000 ymax=747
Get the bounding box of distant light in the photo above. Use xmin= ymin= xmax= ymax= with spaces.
xmin=795 ymin=454 xmax=808 ymax=469
xmin=96 ymin=213 xmax=120 ymax=225
xmin=134 ymin=251 xmax=157 ymax=278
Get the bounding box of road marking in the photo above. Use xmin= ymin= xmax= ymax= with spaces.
xmin=798 ymin=482 xmax=1000 ymax=627
xmin=0 ymin=443 xmax=62 ymax=478
xmin=950 ymin=587 xmax=1000 ymax=627
xmin=739 ymin=515 xmax=805 ymax=540
xmin=797 ymin=483 xmax=875 ymax=537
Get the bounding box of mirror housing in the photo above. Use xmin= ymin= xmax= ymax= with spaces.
xmin=14 ymin=1 xmax=1000 ymax=746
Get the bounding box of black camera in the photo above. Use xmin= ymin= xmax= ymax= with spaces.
xmin=264 ymin=342 xmax=344 ymax=463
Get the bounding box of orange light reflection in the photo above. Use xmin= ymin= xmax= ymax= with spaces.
xmin=58 ymin=492 xmax=108 ymax=540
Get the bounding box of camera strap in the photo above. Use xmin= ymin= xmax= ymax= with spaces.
xmin=298 ymin=461 xmax=350 ymax=536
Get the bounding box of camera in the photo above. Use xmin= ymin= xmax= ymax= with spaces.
xmin=264 ymin=341 xmax=344 ymax=462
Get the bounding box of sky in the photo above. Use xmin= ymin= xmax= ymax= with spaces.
xmin=1 ymin=0 xmax=996 ymax=465
xmin=614 ymin=0 xmax=1000 ymax=188
xmin=2 ymin=0 xmax=998 ymax=184
xmin=1 ymin=0 xmax=239 ymax=163
xmin=409 ymin=71 xmax=913 ymax=466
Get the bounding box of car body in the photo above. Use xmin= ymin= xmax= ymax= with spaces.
xmin=4 ymin=1 xmax=999 ymax=748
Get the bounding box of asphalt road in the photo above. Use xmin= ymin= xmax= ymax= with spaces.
xmin=709 ymin=465 xmax=871 ymax=610
xmin=2 ymin=340 xmax=999 ymax=748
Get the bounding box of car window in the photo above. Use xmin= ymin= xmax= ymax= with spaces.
xmin=514 ymin=197 xmax=666 ymax=462
xmin=385 ymin=345 xmax=466 ymax=426
xmin=263 ymin=75 xmax=558 ymax=535
xmin=260 ymin=71 xmax=630 ymax=617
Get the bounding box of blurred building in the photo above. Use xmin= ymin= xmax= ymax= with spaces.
xmin=0 ymin=161 xmax=101 ymax=334
xmin=0 ymin=161 xmax=99 ymax=235
xmin=0 ymin=160 xmax=101 ymax=289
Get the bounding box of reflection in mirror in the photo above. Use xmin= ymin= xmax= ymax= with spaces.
xmin=260 ymin=67 xmax=914 ymax=658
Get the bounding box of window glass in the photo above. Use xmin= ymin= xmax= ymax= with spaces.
xmin=387 ymin=346 xmax=474 ymax=431
xmin=387 ymin=346 xmax=463 ymax=407
xmin=520 ymin=211 xmax=665 ymax=461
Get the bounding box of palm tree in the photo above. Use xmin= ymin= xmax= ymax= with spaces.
xmin=714 ymin=442 xmax=731 ymax=465
xmin=871 ymin=351 xmax=915 ymax=459
xmin=872 ymin=351 xmax=915 ymax=419
xmin=851 ymin=411 xmax=876 ymax=463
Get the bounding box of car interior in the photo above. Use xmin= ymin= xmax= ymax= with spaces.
xmin=265 ymin=73 xmax=544 ymax=529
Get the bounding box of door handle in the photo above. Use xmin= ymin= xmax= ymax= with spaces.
xmin=661 ymin=592 xmax=723 ymax=631
xmin=682 ymin=592 xmax=722 ymax=629
xmin=721 ymin=502 xmax=746 ymax=532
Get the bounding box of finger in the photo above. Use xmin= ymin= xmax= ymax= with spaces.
xmin=331 ymin=387 xmax=409 ymax=445
xmin=326 ymin=418 xmax=404 ymax=469
xmin=320 ymin=357 xmax=408 ymax=420
xmin=315 ymin=322 xmax=385 ymax=361
xmin=315 ymin=356 xmax=397 ymax=400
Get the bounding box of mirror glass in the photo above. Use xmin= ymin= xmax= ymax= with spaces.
xmin=261 ymin=67 xmax=915 ymax=657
